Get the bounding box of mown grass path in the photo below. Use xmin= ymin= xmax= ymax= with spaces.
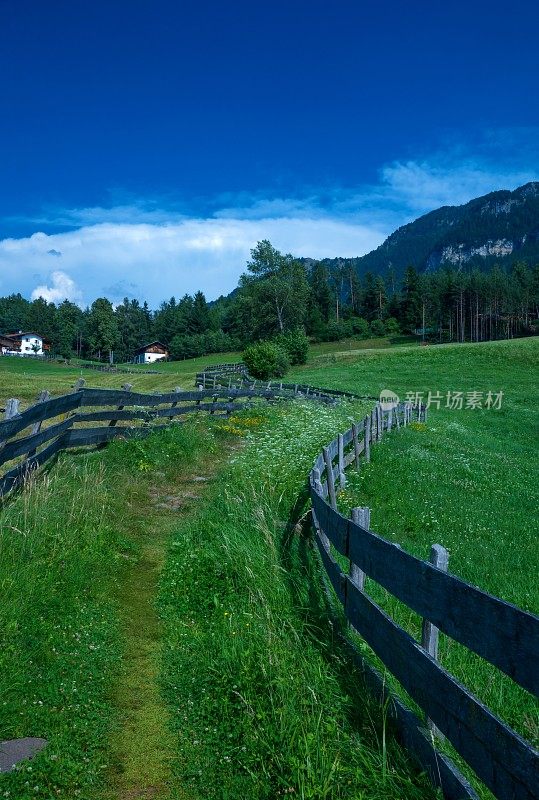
xmin=102 ymin=440 xmax=232 ymax=800
xmin=104 ymin=512 xmax=174 ymax=800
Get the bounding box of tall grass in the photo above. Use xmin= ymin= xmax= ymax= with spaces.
xmin=0 ymin=460 xmax=126 ymax=798
xmin=159 ymin=402 xmax=438 ymax=799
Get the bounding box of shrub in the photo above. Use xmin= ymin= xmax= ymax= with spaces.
xmin=351 ymin=317 xmax=370 ymax=338
xmin=275 ymin=329 xmax=309 ymax=365
xmin=384 ymin=317 xmax=401 ymax=334
xmin=370 ymin=318 xmax=386 ymax=337
xmin=243 ymin=341 xmax=290 ymax=379
xmin=321 ymin=320 xmax=353 ymax=341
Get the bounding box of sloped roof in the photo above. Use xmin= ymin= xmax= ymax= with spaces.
xmin=133 ymin=341 xmax=169 ymax=354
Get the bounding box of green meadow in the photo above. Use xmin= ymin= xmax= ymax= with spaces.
xmin=289 ymin=337 xmax=539 ymax=769
xmin=0 ymin=334 xmax=416 ymax=407
xmin=0 ymin=336 xmax=537 ymax=799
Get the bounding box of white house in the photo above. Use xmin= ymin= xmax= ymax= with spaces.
xmin=0 ymin=332 xmax=47 ymax=356
xmin=133 ymin=341 xmax=169 ymax=364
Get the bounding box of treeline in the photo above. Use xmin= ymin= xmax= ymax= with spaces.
xmin=1 ymin=240 xmax=538 ymax=361
xmin=0 ymin=291 xmax=238 ymax=362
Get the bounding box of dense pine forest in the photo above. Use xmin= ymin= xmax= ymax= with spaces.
xmin=1 ymin=240 xmax=538 ymax=361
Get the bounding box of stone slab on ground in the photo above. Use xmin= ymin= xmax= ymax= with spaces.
xmin=0 ymin=738 xmax=48 ymax=772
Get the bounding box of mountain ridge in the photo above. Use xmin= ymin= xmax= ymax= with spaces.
xmin=310 ymin=181 xmax=539 ymax=278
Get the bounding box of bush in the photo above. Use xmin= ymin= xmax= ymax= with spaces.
xmin=384 ymin=317 xmax=401 ymax=335
xmin=321 ymin=320 xmax=353 ymax=341
xmin=351 ymin=317 xmax=370 ymax=338
xmin=370 ymin=318 xmax=386 ymax=337
xmin=243 ymin=341 xmax=290 ymax=379
xmin=275 ymin=329 xmax=309 ymax=365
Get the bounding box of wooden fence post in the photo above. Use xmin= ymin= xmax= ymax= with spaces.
xmin=27 ymin=390 xmax=51 ymax=457
xmin=352 ymin=422 xmax=361 ymax=469
xmin=387 ymin=407 xmax=393 ymax=432
xmin=322 ymin=446 xmax=337 ymax=510
xmin=377 ymin=405 xmax=383 ymax=440
xmin=108 ymin=383 xmax=132 ymax=428
xmin=421 ymin=543 xmax=449 ymax=737
xmin=0 ymin=399 xmax=20 ymax=454
xmin=350 ymin=506 xmax=370 ymax=591
xmin=5 ymin=398 xmax=21 ymax=420
xmin=364 ymin=414 xmax=371 ymax=463
xmin=338 ymin=433 xmax=346 ymax=487
xmin=169 ymin=387 xmax=182 ymax=420
xmin=311 ymin=468 xmax=330 ymax=552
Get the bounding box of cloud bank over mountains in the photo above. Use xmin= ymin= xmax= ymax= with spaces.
xmin=1 ymin=141 xmax=537 ymax=307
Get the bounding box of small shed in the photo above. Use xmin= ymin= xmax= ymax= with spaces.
xmin=133 ymin=341 xmax=169 ymax=364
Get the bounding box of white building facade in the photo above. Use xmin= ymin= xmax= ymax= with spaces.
xmin=1 ymin=332 xmax=44 ymax=356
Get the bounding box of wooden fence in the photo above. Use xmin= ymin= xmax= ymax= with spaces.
xmin=310 ymin=400 xmax=539 ymax=800
xmin=0 ymin=380 xmax=327 ymax=498
xmin=1 ymin=371 xmax=537 ymax=800
xmin=78 ymin=363 xmax=164 ymax=375
xmin=196 ymin=367 xmax=375 ymax=401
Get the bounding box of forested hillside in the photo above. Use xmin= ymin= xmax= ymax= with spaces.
xmin=1 ymin=185 xmax=538 ymax=361
xmin=317 ymin=181 xmax=539 ymax=277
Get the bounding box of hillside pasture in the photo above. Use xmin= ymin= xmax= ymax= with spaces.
xmin=0 ymin=336 xmax=536 ymax=800
xmin=289 ymin=337 xmax=539 ymax=789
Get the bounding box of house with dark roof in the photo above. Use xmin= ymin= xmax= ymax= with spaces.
xmin=133 ymin=341 xmax=169 ymax=364
xmin=1 ymin=332 xmax=50 ymax=356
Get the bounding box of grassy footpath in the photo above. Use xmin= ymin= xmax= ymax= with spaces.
xmin=0 ymin=401 xmax=439 ymax=800
xmin=159 ymin=402 xmax=438 ymax=800
xmin=0 ymin=419 xmax=226 ymax=799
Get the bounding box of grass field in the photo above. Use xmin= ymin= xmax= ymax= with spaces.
xmin=0 ymin=351 xmax=242 ymax=407
xmin=0 ymin=406 xmax=439 ymax=800
xmin=0 ymin=336 xmax=537 ymax=799
xmin=0 ymin=334 xmax=416 ymax=407
xmin=289 ymin=337 xmax=539 ymax=787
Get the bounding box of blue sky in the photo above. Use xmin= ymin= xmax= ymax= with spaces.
xmin=1 ymin=0 xmax=538 ymax=306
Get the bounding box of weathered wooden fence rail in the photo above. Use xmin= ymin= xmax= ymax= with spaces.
xmin=0 ymin=381 xmax=329 ymax=498
xmin=310 ymin=400 xmax=539 ymax=800
xmin=78 ymin=363 xmax=164 ymax=375
xmin=197 ymin=365 xmax=375 ymax=400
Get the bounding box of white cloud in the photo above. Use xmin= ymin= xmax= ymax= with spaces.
xmin=31 ymin=270 xmax=83 ymax=305
xmin=378 ymin=159 xmax=538 ymax=212
xmin=0 ymin=217 xmax=386 ymax=307
xmin=2 ymin=134 xmax=538 ymax=307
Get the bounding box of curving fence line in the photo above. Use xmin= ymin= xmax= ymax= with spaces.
xmin=0 ymin=379 xmax=336 ymax=498
xmin=1 ymin=371 xmax=538 ymax=800
xmin=310 ymin=400 xmax=539 ymax=800
xmin=197 ymin=363 xmax=376 ymax=400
